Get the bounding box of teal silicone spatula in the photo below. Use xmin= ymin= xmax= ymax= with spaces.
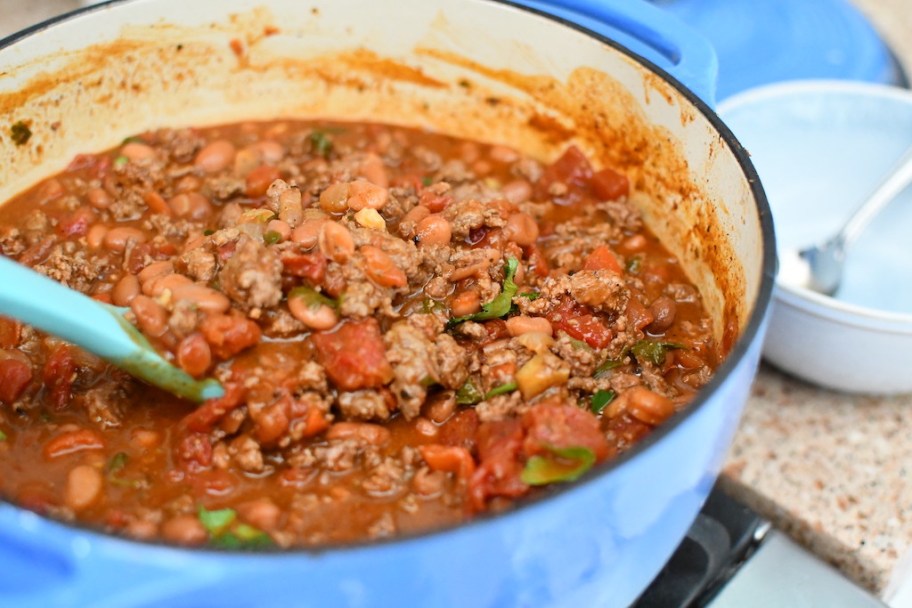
xmin=0 ymin=255 xmax=223 ymax=402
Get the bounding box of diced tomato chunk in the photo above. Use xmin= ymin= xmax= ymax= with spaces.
xmin=183 ymin=380 xmax=247 ymax=433
xmin=540 ymin=145 xmax=593 ymax=191
xmin=0 ymin=358 xmax=32 ymax=404
xmin=177 ymin=432 xmax=213 ymax=473
xmin=280 ymin=251 xmax=326 ymax=284
xmin=419 ymin=444 xmax=476 ymax=480
xmin=311 ymin=318 xmax=393 ymax=391
xmin=0 ymin=317 xmax=22 ymax=349
xmin=590 ymin=166 xmax=629 ymax=201
xmin=468 ymin=419 xmax=528 ymax=511
xmin=438 ymin=409 xmax=479 ymax=452
xmin=521 ymin=401 xmax=610 ymax=461
xmin=42 ymin=344 xmax=76 ymax=409
xmin=57 ymin=207 xmax=96 ymax=238
xmin=582 ymin=245 xmax=623 ymax=274
xmin=548 ymin=299 xmax=613 ymax=350
xmin=199 ymin=313 xmax=261 ymax=360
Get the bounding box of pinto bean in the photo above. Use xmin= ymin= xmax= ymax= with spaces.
xmin=161 ymin=514 xmax=207 ymax=546
xmin=64 ymin=465 xmax=103 ymax=512
xmin=120 ymin=142 xmax=156 ymax=161
xmin=359 ymin=152 xmax=389 ymax=188
xmin=623 ymin=386 xmax=676 ymax=426
xmin=415 ymin=417 xmax=438 ymax=437
xmin=503 ymin=212 xmax=539 ymax=246
xmin=319 ymin=222 xmax=355 ymax=263
xmin=361 ymin=245 xmax=407 ymax=288
xmin=319 ymin=183 xmax=350 ymax=213
xmin=501 ymin=179 xmax=532 ymax=204
xmin=103 ymin=227 xmax=147 ymax=252
xmin=266 ymin=219 xmax=291 ymax=242
xmin=112 ymin=274 xmax=141 ymax=306
xmin=194 ymin=140 xmax=236 ymax=173
xmin=398 ymin=204 xmax=431 ymax=238
xmin=142 ymin=190 xmax=171 ymax=215
xmin=171 ymin=283 xmax=231 ymax=314
xmin=347 ymin=180 xmax=388 ymax=211
xmin=326 ymin=422 xmax=390 ymax=446
xmin=176 ymin=333 xmax=212 ymax=378
xmin=86 ymin=224 xmax=108 ymax=250
xmin=291 ymin=219 xmax=326 ymax=248
xmin=424 ymin=390 xmax=456 ymax=424
xmin=255 ymin=140 xmax=285 ymax=165
xmin=489 ymin=145 xmax=520 ymax=163
xmin=86 ymin=187 xmax=112 ymax=209
xmin=278 ymin=188 xmax=303 ymax=227
xmin=505 ymin=315 xmax=553 ymax=337
xmin=237 ymin=498 xmax=281 ymax=532
xmin=620 ymin=234 xmax=648 ymax=253
xmin=450 ymin=290 xmax=481 ymax=317
xmin=144 ymin=272 xmax=193 ymax=297
xmin=288 ymin=297 xmax=339 ymax=330
xmin=138 ymin=260 xmax=173 ymax=284
xmin=648 ymin=296 xmax=677 ymax=333
xmin=414 ymin=214 xmax=452 ymax=247
xmin=168 ymin=192 xmax=212 ymax=220
xmin=130 ymin=295 xmax=168 ymax=337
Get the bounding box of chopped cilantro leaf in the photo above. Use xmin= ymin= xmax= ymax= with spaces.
xmin=289 ymin=286 xmax=338 ymax=310
xmin=309 ymin=130 xmax=334 ymax=157
xmin=107 ymin=452 xmax=128 ymax=474
xmin=518 ymin=291 xmax=541 ymax=300
xmin=631 ymin=340 xmax=684 ymax=367
xmin=455 ymin=379 xmax=483 ymax=405
xmin=590 ymin=390 xmax=616 ymax=414
xmin=421 ymin=176 xmax=434 ymax=187
xmin=447 ymin=257 xmax=519 ymax=328
xmin=484 ymin=381 xmax=517 ymax=400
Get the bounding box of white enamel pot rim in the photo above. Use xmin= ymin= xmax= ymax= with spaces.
xmin=0 ymin=0 xmax=775 ymax=559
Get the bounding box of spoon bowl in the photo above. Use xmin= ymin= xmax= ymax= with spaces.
xmin=779 ymin=144 xmax=912 ymax=296
xmin=0 ymin=255 xmax=223 ymax=402
xmin=720 ymin=80 xmax=912 ymax=394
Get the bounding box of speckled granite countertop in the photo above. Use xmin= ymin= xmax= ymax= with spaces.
xmin=719 ymin=0 xmax=912 ymax=601
xmin=2 ymin=0 xmax=911 ymax=602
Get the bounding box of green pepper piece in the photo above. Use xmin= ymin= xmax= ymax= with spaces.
xmin=198 ymin=505 xmax=236 ymax=537
xmin=309 ymin=130 xmax=334 ymax=157
xmin=521 ymin=445 xmax=596 ymax=485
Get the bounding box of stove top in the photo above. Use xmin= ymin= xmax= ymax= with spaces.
xmin=634 ymin=485 xmax=887 ymax=607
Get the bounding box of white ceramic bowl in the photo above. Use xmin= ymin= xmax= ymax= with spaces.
xmin=719 ymin=80 xmax=912 ymax=394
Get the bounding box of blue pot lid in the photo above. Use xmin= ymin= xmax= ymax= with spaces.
xmin=652 ymin=0 xmax=908 ymax=101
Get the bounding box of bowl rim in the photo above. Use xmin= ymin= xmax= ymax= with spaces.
xmin=0 ymin=0 xmax=777 ymax=555
xmin=719 ymin=78 xmax=912 ymax=332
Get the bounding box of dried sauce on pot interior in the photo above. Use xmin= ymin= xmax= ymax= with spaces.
xmin=0 ymin=120 xmax=719 ymax=548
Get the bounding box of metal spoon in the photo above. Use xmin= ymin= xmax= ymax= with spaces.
xmin=779 ymin=144 xmax=912 ymax=295
xmin=0 ymin=256 xmax=223 ymax=402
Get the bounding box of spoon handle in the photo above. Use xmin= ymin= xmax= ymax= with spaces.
xmin=0 ymin=255 xmax=222 ymax=402
xmin=838 ymin=144 xmax=912 ymax=248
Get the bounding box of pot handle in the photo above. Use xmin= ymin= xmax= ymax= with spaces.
xmin=509 ymin=0 xmax=719 ymax=106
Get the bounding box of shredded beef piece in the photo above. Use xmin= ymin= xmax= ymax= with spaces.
xmin=178 ymin=246 xmax=218 ymax=283
xmin=568 ymin=270 xmax=628 ymax=313
xmin=218 ymin=235 xmax=283 ymax=310
xmin=32 ymin=243 xmax=106 ymax=293
xmin=336 ymin=390 xmax=390 ymax=421
xmin=383 ymin=314 xmax=468 ymax=419
xmin=0 ymin=226 xmax=24 ymax=256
